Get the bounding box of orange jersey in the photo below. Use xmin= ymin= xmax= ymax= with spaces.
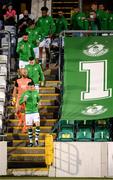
xmin=16 ymin=77 xmax=31 ymax=99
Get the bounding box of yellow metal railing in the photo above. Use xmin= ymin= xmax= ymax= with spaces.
xmin=45 ymin=134 xmax=54 ymax=167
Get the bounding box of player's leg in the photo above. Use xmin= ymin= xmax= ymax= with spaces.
xmin=21 ymin=104 xmax=27 ymax=133
xmin=33 ymin=112 xmax=40 ymax=146
xmin=39 ymin=39 xmax=45 ymax=64
xmin=26 ymin=113 xmax=33 ymax=147
xmin=45 ymin=38 xmax=51 ymax=67
xmin=33 ymin=47 xmax=39 ymax=64
xmin=16 ymin=98 xmax=23 ymax=126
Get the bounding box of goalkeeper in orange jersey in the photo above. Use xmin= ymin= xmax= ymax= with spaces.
xmin=12 ymin=68 xmax=31 ymax=132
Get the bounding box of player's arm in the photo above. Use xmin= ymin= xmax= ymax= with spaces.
xmin=49 ymin=17 xmax=56 ymax=35
xmin=12 ymin=81 xmax=18 ymax=105
xmin=35 ymin=17 xmax=41 ymax=28
xmin=16 ymin=42 xmax=22 ymax=53
xmin=70 ymin=14 xmax=75 ymax=29
xmin=37 ymin=94 xmax=40 ymax=103
xmin=38 ymin=64 xmax=45 ymax=86
xmin=38 ymin=64 xmax=45 ymax=81
xmin=19 ymin=92 xmax=28 ymax=105
xmin=64 ymin=18 xmax=68 ymax=30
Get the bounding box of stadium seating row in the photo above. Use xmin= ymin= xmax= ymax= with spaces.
xmin=57 ymin=119 xmax=111 ymax=142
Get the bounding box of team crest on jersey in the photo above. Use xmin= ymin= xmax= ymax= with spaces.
xmin=81 ymin=104 xmax=107 ymax=116
xmin=83 ymin=42 xmax=108 ymax=57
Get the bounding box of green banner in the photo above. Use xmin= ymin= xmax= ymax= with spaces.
xmin=60 ymin=36 xmax=113 ymax=121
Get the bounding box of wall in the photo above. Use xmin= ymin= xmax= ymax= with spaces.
xmin=49 ymin=142 xmax=108 ymax=177
xmin=108 ymin=143 xmax=113 ymax=177
xmin=31 ymin=0 xmax=52 ymax=20
xmin=0 ymin=142 xmax=7 ymax=175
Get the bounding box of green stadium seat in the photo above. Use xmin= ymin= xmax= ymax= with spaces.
xmin=94 ymin=127 xmax=110 ymax=142
xmin=76 ymin=128 xmax=92 ymax=141
xmin=57 ymin=120 xmax=75 ymax=141
xmin=76 ymin=120 xmax=94 ymax=128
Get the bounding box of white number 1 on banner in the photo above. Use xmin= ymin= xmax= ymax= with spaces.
xmin=79 ymin=60 xmax=112 ymax=101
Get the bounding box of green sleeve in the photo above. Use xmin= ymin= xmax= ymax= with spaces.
xmin=37 ymin=94 xmax=40 ymax=103
xmin=70 ymin=14 xmax=76 ymax=29
xmin=19 ymin=92 xmax=26 ymax=105
xmin=63 ymin=18 xmax=68 ymax=30
xmin=16 ymin=41 xmax=22 ymax=54
xmin=35 ymin=17 xmax=41 ymax=28
xmin=49 ymin=17 xmax=56 ymax=34
xmin=84 ymin=19 xmax=89 ymax=30
xmin=38 ymin=64 xmax=45 ymax=81
xmin=31 ymin=45 xmax=35 ymax=58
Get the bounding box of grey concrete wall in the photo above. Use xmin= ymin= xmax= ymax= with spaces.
xmin=31 ymin=0 xmax=52 ymax=21
xmin=0 ymin=142 xmax=7 ymax=175
xmin=49 ymin=142 xmax=108 ymax=177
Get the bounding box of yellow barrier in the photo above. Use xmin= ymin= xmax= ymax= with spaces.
xmin=45 ymin=134 xmax=54 ymax=166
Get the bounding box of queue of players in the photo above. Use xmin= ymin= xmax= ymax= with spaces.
xmin=3 ymin=1 xmax=113 ymax=147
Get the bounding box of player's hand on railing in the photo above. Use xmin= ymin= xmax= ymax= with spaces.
xmin=12 ymin=97 xmax=16 ymax=106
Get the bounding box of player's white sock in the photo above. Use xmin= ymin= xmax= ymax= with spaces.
xmin=35 ymin=126 xmax=40 ymax=141
xmin=28 ymin=128 xmax=33 ymax=143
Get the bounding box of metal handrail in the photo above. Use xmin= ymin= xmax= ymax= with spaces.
xmin=60 ymin=30 xmax=113 ymax=36
xmin=0 ymin=30 xmax=11 ymax=80
xmin=0 ymin=134 xmax=7 ymax=141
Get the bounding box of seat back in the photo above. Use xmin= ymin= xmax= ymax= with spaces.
xmin=76 ymin=128 xmax=92 ymax=141
xmin=94 ymin=127 xmax=110 ymax=141
xmin=57 ymin=120 xmax=75 ymax=141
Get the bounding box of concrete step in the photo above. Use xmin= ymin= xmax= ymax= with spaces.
xmin=8 ymin=139 xmax=45 ymax=147
xmin=9 ymin=87 xmax=57 ymax=96
xmin=39 ymin=87 xmax=56 ymax=94
xmin=8 ymin=99 xmax=59 ymax=106
xmin=8 ymin=161 xmax=47 ymax=169
xmin=8 ymin=153 xmax=45 ymax=162
xmin=8 ymin=94 xmax=60 ymax=102
xmin=7 ymin=119 xmax=57 ymax=127
xmin=45 ymin=81 xmax=61 ymax=87
xmin=7 ymin=167 xmax=48 ymax=176
xmin=7 ymin=105 xmax=59 ymax=114
xmin=6 ymin=132 xmax=56 ymax=141
xmin=12 ymin=80 xmax=61 ymax=88
xmin=39 ymin=93 xmax=60 ymax=100
xmin=8 ymin=112 xmax=56 ymax=119
xmin=8 ymin=146 xmax=45 ymax=155
xmin=7 ymin=126 xmax=52 ymax=133
xmin=40 ymin=87 xmax=56 ymax=94
xmin=45 ymin=74 xmax=56 ymax=81
xmin=39 ymin=99 xmax=59 ymax=105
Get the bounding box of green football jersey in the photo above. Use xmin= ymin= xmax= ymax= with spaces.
xmin=19 ymin=90 xmax=40 ymax=114
xmin=25 ymin=63 xmax=44 ymax=84
xmin=36 ymin=15 xmax=56 ymax=37
xmin=16 ymin=40 xmax=34 ymax=61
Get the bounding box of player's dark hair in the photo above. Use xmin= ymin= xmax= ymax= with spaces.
xmin=23 ymin=32 xmax=28 ymax=36
xmin=41 ymin=6 xmax=48 ymax=12
xmin=28 ymin=81 xmax=35 ymax=86
xmin=29 ymin=57 xmax=34 ymax=61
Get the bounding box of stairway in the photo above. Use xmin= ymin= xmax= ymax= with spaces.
xmin=52 ymin=0 xmax=79 ymax=22
xmin=6 ymin=71 xmax=60 ymax=175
